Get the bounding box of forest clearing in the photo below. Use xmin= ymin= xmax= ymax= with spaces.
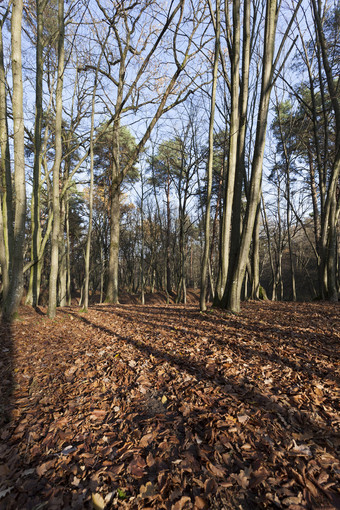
xmin=0 ymin=298 xmax=339 ymax=509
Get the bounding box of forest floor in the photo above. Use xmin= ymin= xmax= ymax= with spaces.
xmin=0 ymin=297 xmax=339 ymax=510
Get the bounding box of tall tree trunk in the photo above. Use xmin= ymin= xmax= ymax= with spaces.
xmin=48 ymin=0 xmax=64 ymax=319
xmin=106 ymin=177 xmax=120 ymax=304
xmin=58 ymin=193 xmax=67 ymax=306
xmin=166 ymin=174 xmax=172 ymax=296
xmin=277 ymin=179 xmax=283 ymax=300
xmin=224 ymin=0 xmax=251 ymax=305
xmin=261 ymin=195 xmax=276 ymax=300
xmin=83 ymin=76 xmax=97 ymax=311
xmin=65 ymin=197 xmax=71 ymax=305
xmin=0 ymin=12 xmax=13 ymax=306
xmin=311 ymin=0 xmax=340 ymax=301
xmin=100 ymin=245 xmax=104 ymax=303
xmin=327 ymin=197 xmax=338 ymax=301
xmin=251 ymin=202 xmax=260 ymax=299
xmin=200 ymin=0 xmax=220 ymax=311
xmin=307 ymin=148 xmax=322 ymax=296
xmin=286 ymin=179 xmax=296 ymax=301
xmin=225 ymin=0 xmax=278 ymax=313
xmin=215 ymin=0 xmax=240 ymax=302
xmin=26 ymin=0 xmax=45 ymax=307
xmin=3 ymin=0 xmax=26 ymax=320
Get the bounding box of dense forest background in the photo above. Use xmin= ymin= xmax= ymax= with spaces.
xmin=0 ymin=0 xmax=339 ymax=320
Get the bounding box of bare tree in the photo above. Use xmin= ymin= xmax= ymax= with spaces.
xmin=2 ymin=0 xmax=26 ymax=320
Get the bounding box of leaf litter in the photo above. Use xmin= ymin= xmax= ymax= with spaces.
xmin=0 ymin=300 xmax=339 ymax=509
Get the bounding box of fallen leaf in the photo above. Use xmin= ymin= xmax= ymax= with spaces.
xmin=207 ymin=463 xmax=226 ymax=478
xmin=237 ymin=414 xmax=250 ymax=424
xmin=172 ymin=496 xmax=191 ymax=510
xmin=36 ymin=459 xmax=56 ymax=477
xmin=139 ymin=481 xmax=156 ymax=498
xmin=194 ymin=495 xmax=208 ymax=509
xmin=232 ymin=469 xmax=250 ymax=489
xmin=139 ymin=432 xmax=155 ymax=448
xmin=92 ymin=492 xmax=105 ymax=510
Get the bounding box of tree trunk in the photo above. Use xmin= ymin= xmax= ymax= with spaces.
xmin=3 ymin=0 xmax=26 ymax=320
xmin=251 ymin=203 xmax=260 ymax=299
xmin=65 ymin=196 xmax=71 ymax=305
xmin=83 ymin=76 xmax=97 ymax=311
xmin=106 ymin=183 xmax=120 ymax=304
xmin=58 ymin=194 xmax=67 ymax=306
xmin=261 ymin=195 xmax=276 ymax=300
xmin=166 ymin=174 xmax=172 ymax=295
xmin=200 ymin=0 xmax=220 ymax=311
xmin=224 ymin=0 xmax=251 ymax=306
xmin=26 ymin=0 xmax=44 ymax=307
xmin=311 ymin=0 xmax=340 ymax=301
xmin=48 ymin=0 xmax=64 ymax=319
xmin=215 ymin=0 xmax=240 ymax=302
xmin=0 ymin=13 xmax=13 ymax=308
xmin=225 ymin=0 xmax=277 ymax=313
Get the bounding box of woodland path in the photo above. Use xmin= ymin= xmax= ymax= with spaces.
xmin=0 ymin=300 xmax=339 ymax=509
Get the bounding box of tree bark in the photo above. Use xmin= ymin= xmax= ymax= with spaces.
xmin=48 ymin=0 xmax=64 ymax=319
xmin=200 ymin=0 xmax=220 ymax=311
xmin=225 ymin=0 xmax=277 ymax=313
xmin=215 ymin=0 xmax=240 ymax=302
xmin=83 ymin=74 xmax=98 ymax=311
xmin=3 ymin=0 xmax=26 ymax=320
xmin=0 ymin=10 xmax=13 ymax=307
xmin=26 ymin=0 xmax=45 ymax=307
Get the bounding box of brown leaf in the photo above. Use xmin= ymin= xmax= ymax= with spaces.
xmin=36 ymin=459 xmax=56 ymax=477
xmin=172 ymin=496 xmax=191 ymax=510
xmin=248 ymin=468 xmax=268 ymax=488
xmin=207 ymin=463 xmax=226 ymax=478
xmin=194 ymin=495 xmax=208 ymax=509
xmin=92 ymin=492 xmax=105 ymax=510
xmin=237 ymin=414 xmax=250 ymax=424
xmin=139 ymin=481 xmax=156 ymax=498
xmin=232 ymin=469 xmax=250 ymax=489
xmin=139 ymin=432 xmax=155 ymax=448
xmin=90 ymin=410 xmax=107 ymax=420
xmin=128 ymin=456 xmax=146 ymax=478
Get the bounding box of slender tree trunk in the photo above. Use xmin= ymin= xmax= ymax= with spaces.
xmin=307 ymin=149 xmax=322 ymax=296
xmin=223 ymin=0 xmax=251 ymax=305
xmin=261 ymin=195 xmax=276 ymax=300
xmin=106 ymin=182 xmax=120 ymax=304
xmin=3 ymin=0 xmax=26 ymax=320
xmin=58 ymin=194 xmax=67 ymax=306
xmin=200 ymin=0 xmax=220 ymax=311
xmin=140 ymin=176 xmax=145 ymax=306
xmin=225 ymin=0 xmax=278 ymax=313
xmin=277 ymin=180 xmax=283 ymax=300
xmin=166 ymin=174 xmax=172 ymax=295
xmin=327 ymin=197 xmax=338 ymax=301
xmin=26 ymin=0 xmax=45 ymax=307
xmin=100 ymin=245 xmax=104 ymax=303
xmin=0 ymin=14 xmax=13 ymax=306
xmin=65 ymin=198 xmax=71 ymax=305
xmin=275 ymin=89 xmax=296 ymax=302
xmin=48 ymin=0 xmax=64 ymax=319
xmin=286 ymin=180 xmax=296 ymax=301
xmin=251 ymin=203 xmax=260 ymax=299
xmin=83 ymin=76 xmax=97 ymax=311
xmin=215 ymin=0 xmax=240 ymax=302
xmin=311 ymin=0 xmax=340 ymax=300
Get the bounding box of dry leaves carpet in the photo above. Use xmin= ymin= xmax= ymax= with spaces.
xmin=0 ymin=300 xmax=339 ymax=510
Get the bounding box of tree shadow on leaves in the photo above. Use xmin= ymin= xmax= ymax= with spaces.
xmin=0 ymin=320 xmax=14 ymax=427
xmin=65 ymin=308 xmax=340 ymax=508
